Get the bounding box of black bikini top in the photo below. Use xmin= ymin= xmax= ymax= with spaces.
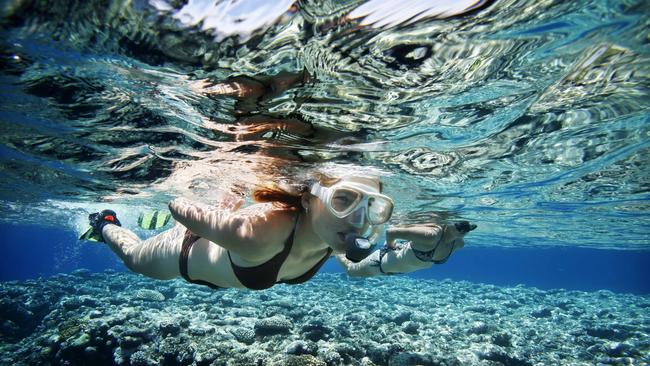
xmin=179 ymin=213 xmax=332 ymax=291
xmin=228 ymin=214 xmax=332 ymax=290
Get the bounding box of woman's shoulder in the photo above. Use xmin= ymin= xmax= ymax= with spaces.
xmin=236 ymin=203 xmax=299 ymax=242
xmin=237 ymin=202 xmax=297 ymax=218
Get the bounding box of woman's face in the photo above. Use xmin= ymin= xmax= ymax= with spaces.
xmin=307 ymin=177 xmax=382 ymax=253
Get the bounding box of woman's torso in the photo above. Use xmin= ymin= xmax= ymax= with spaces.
xmin=183 ymin=211 xmax=332 ymax=289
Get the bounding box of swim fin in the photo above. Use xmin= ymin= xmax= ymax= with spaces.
xmin=137 ymin=210 xmax=172 ymax=230
xmin=79 ymin=209 xmax=122 ymax=242
xmin=79 ymin=227 xmax=102 ymax=242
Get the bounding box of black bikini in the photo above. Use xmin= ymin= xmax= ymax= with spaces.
xmin=178 ymin=215 xmax=332 ymax=290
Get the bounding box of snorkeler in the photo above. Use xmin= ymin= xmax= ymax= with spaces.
xmin=85 ymin=175 xmax=475 ymax=290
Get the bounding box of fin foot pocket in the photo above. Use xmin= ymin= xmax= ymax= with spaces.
xmin=80 ymin=209 xmax=121 ymax=243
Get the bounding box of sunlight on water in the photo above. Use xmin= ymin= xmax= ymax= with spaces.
xmin=0 ymin=0 xmax=648 ymax=249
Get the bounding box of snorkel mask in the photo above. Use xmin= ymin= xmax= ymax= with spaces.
xmin=311 ymin=178 xmax=394 ymax=262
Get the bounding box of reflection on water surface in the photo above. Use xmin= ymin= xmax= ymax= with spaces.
xmin=0 ymin=0 xmax=648 ymax=249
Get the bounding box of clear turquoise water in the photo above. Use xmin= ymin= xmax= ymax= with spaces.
xmin=1 ymin=2 xmax=650 ymax=365
xmin=0 ymin=1 xmax=648 ymax=259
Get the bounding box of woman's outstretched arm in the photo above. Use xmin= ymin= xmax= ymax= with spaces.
xmin=334 ymin=242 xmax=442 ymax=277
xmin=335 ymin=222 xmax=473 ymax=277
xmin=168 ymin=197 xmax=293 ymax=261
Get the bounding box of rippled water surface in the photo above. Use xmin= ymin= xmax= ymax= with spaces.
xmin=0 ymin=0 xmax=648 ymax=249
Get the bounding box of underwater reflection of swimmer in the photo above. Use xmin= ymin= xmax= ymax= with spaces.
xmin=82 ymin=174 xmax=476 ymax=290
xmin=190 ymin=69 xmax=311 ymax=115
xmin=192 ymin=70 xmax=385 ymax=162
xmin=210 ymin=114 xmax=374 ymax=163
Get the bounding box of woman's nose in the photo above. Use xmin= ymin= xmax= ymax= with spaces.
xmin=348 ymin=206 xmax=366 ymax=228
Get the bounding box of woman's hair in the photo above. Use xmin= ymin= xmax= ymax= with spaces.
xmin=251 ymin=173 xmax=382 ymax=210
xmin=251 ymin=174 xmax=339 ymax=211
xmin=252 ymin=182 xmax=305 ymax=211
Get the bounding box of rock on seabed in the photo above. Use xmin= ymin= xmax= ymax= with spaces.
xmin=0 ymin=271 xmax=648 ymax=366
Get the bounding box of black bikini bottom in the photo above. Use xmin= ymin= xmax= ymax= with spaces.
xmin=179 ymin=230 xmax=223 ymax=289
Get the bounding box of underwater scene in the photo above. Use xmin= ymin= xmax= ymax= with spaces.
xmin=1 ymin=0 xmax=649 ymax=365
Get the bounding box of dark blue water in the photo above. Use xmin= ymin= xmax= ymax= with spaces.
xmin=3 ymin=223 xmax=648 ymax=294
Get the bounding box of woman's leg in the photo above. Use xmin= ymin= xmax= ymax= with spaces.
xmin=102 ymin=224 xmax=186 ymax=280
xmin=99 ymin=196 xmax=241 ymax=281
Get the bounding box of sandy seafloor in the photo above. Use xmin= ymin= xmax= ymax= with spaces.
xmin=0 ymin=270 xmax=648 ymax=366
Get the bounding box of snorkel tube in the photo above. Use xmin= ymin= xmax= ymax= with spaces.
xmin=344 ymin=233 xmax=376 ymax=262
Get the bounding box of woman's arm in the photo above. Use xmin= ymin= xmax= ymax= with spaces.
xmin=168 ymin=198 xmax=292 ymax=261
xmin=336 ymin=222 xmax=474 ymax=277
xmin=335 ymin=242 xmax=441 ymax=277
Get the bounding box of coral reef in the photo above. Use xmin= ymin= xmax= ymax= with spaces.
xmin=0 ymin=270 xmax=648 ymax=365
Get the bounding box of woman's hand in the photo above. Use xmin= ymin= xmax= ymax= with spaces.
xmin=386 ymin=221 xmax=476 ymax=263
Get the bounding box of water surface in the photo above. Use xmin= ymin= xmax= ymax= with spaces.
xmin=0 ymin=1 xmax=648 ymax=248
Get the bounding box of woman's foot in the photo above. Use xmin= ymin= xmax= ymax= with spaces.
xmin=86 ymin=209 xmax=121 ymax=242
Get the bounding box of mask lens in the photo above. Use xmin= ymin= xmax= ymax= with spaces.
xmin=330 ymin=188 xmax=361 ymax=214
xmin=367 ymin=196 xmax=393 ymax=224
xmin=347 ymin=206 xmax=365 ymax=227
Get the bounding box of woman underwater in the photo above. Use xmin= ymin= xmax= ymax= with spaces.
xmin=86 ymin=174 xmax=476 ymax=290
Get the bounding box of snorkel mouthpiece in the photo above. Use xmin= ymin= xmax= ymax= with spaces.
xmin=344 ymin=233 xmax=376 ymax=262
